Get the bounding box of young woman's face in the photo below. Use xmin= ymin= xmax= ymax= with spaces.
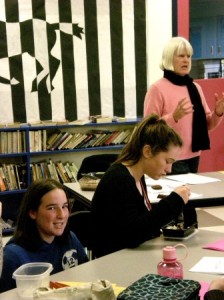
xmin=144 ymin=145 xmax=182 ymax=180
xmin=173 ymin=47 xmax=191 ymax=76
xmin=29 ymin=188 xmax=69 ymax=243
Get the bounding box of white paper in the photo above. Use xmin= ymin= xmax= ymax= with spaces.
xmin=145 ymin=176 xmax=202 ymax=202
xmin=145 ymin=177 xmax=182 ymax=189
xmin=148 ymin=191 xmax=202 ymax=203
xmin=165 ymin=173 xmax=221 ymax=185
xmin=189 ymin=257 xmax=224 ymax=274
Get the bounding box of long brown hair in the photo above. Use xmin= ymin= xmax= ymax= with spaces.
xmin=115 ymin=113 xmax=183 ymax=166
xmin=13 ymin=179 xmax=71 ymax=250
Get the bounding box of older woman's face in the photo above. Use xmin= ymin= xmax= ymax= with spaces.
xmin=173 ymin=47 xmax=191 ymax=76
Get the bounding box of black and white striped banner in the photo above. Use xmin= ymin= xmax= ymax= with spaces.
xmin=0 ymin=0 xmax=147 ymax=123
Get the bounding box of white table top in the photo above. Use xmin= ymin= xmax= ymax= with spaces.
xmin=64 ymin=171 xmax=224 ymax=208
xmin=1 ymin=229 xmax=224 ymax=299
xmin=65 ymin=181 xmax=94 ymax=201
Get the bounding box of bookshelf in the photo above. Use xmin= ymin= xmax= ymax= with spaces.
xmin=0 ymin=119 xmax=139 ymax=196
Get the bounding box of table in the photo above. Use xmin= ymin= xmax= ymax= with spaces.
xmin=1 ymin=229 xmax=224 ymax=299
xmin=65 ymin=172 xmax=224 ymax=209
xmin=181 ymin=172 xmax=224 ymax=207
xmin=65 ymin=181 xmax=94 ymax=209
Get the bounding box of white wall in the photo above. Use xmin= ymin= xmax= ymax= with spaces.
xmin=146 ymin=0 xmax=172 ymax=86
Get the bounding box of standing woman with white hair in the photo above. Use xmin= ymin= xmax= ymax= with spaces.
xmin=144 ymin=36 xmax=224 ymax=174
xmin=144 ymin=36 xmax=224 ymax=227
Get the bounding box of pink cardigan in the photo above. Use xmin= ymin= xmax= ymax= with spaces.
xmin=144 ymin=78 xmax=222 ymax=160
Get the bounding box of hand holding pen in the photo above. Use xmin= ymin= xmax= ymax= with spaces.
xmin=173 ymin=184 xmax=191 ymax=204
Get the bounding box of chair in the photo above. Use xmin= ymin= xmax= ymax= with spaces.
xmin=77 ymin=154 xmax=118 ymax=180
xmin=68 ymin=210 xmax=94 ymax=260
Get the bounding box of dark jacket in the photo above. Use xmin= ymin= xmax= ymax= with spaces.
xmin=0 ymin=231 xmax=88 ymax=292
xmin=91 ymin=163 xmax=184 ymax=257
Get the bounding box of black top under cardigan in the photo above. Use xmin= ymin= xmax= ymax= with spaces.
xmin=91 ymin=163 xmax=185 ymax=258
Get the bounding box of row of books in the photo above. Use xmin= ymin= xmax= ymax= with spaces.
xmin=0 ymin=131 xmax=26 ymax=154
xmin=30 ymin=160 xmax=79 ymax=183
xmin=46 ymin=128 xmax=133 ymax=151
xmin=0 ymin=164 xmax=27 ymax=191
xmin=29 ymin=130 xmax=47 ymax=152
xmin=0 ymin=160 xmax=79 ymax=192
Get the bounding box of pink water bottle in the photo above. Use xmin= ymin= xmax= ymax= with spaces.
xmin=157 ymin=244 xmax=188 ymax=279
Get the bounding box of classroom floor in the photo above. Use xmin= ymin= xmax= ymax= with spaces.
xmin=197 ymin=206 xmax=224 ymax=232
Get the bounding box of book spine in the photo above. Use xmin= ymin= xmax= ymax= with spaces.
xmin=104 ymin=131 xmax=119 ymax=145
xmin=68 ymin=163 xmax=78 ymax=182
xmin=5 ymin=165 xmax=13 ymax=190
xmin=49 ymin=132 xmax=66 ymax=151
xmin=49 ymin=159 xmax=60 ymax=182
xmin=30 ymin=163 xmax=36 ymax=182
xmin=56 ymin=162 xmax=69 ymax=183
xmin=7 ymin=132 xmax=13 ymax=154
xmin=34 ymin=130 xmax=40 ymax=152
xmin=46 ymin=130 xmax=61 ymax=150
xmin=78 ymin=134 xmax=94 ymax=148
xmin=17 ymin=131 xmax=22 ymax=153
xmin=42 ymin=129 xmax=47 ymax=151
xmin=64 ymin=164 xmax=74 ymax=182
xmin=97 ymin=132 xmax=112 ymax=146
xmin=58 ymin=133 xmax=73 ymax=150
xmin=52 ymin=132 xmax=70 ymax=150
xmin=65 ymin=133 xmax=81 ymax=149
xmin=17 ymin=164 xmax=28 ymax=189
xmin=14 ymin=165 xmax=21 ymax=189
xmin=9 ymin=164 xmax=18 ymax=190
xmin=76 ymin=134 xmax=93 ymax=148
xmin=69 ymin=134 xmax=87 ymax=149
xmin=12 ymin=131 xmax=18 ymax=153
xmin=40 ymin=161 xmax=51 ymax=179
xmin=0 ymin=169 xmax=6 ymax=191
xmin=29 ymin=131 xmax=35 ymax=152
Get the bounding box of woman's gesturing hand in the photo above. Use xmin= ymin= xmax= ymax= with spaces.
xmin=173 ymin=97 xmax=194 ymax=122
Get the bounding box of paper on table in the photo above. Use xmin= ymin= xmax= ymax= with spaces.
xmin=190 ymin=257 xmax=224 ymax=274
xmin=145 ymin=177 xmax=184 ymax=195
xmin=145 ymin=177 xmax=182 ymax=187
xmin=148 ymin=191 xmax=202 ymax=203
xmin=165 ymin=173 xmax=221 ymax=185
xmin=203 ymin=239 xmax=224 ymax=251
xmin=145 ymin=177 xmax=202 ymax=202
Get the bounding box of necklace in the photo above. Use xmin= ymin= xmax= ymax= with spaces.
xmin=127 ymin=166 xmax=152 ymax=210
xmin=127 ymin=166 xmax=141 ymax=192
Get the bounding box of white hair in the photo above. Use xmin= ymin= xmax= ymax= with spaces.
xmin=160 ymin=36 xmax=193 ymax=71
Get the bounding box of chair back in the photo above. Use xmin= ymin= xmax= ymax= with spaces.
xmin=69 ymin=210 xmax=93 ymax=259
xmin=77 ymin=154 xmax=118 ymax=180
